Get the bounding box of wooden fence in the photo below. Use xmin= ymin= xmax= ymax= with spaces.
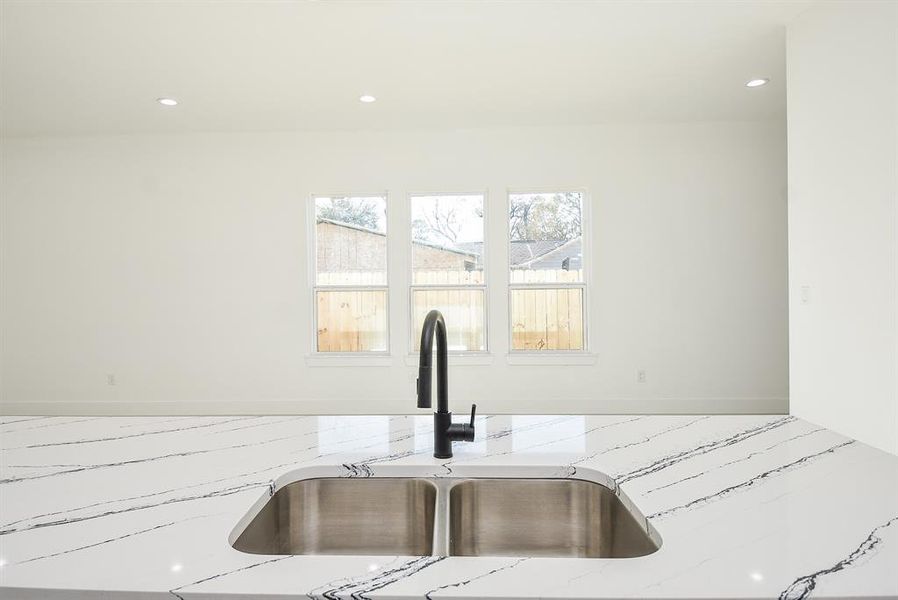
xmin=315 ymin=288 xmax=388 ymax=352
xmin=316 ymin=269 xmax=583 ymax=352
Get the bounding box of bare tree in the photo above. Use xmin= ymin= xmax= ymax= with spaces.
xmin=412 ymin=198 xmax=461 ymax=245
xmin=509 ymin=193 xmax=581 ymax=241
xmin=317 ymin=197 xmax=382 ymax=231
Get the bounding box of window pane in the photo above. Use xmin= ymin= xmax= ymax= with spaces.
xmin=315 ymin=195 xmax=387 ymax=285
xmin=411 ymin=194 xmax=484 ymax=285
xmin=510 ymin=288 xmax=584 ymax=351
xmin=508 ymin=192 xmax=583 ymax=283
xmin=412 ymin=288 xmax=485 ymax=352
xmin=316 ymin=290 xmax=387 ymax=352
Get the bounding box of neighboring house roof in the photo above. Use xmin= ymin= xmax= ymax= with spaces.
xmin=509 ymin=240 xmax=566 ymax=265
xmin=515 ymin=237 xmax=582 ymax=270
xmin=457 ymin=239 xmax=581 ymax=269
xmin=318 ymin=218 xmax=581 ymax=270
xmin=413 ymin=240 xmax=480 ymax=259
xmin=317 ymin=216 xmax=387 ymax=236
xmin=318 ymin=217 xmax=478 ymax=259
xmin=454 ymin=241 xmax=484 ymax=260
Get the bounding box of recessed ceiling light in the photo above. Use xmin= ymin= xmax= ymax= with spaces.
xmin=745 ymin=78 xmax=769 ymax=88
xmin=157 ymin=97 xmax=178 ymax=106
xmin=359 ymin=95 xmax=376 ymax=103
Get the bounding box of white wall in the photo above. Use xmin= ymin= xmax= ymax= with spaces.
xmin=787 ymin=1 xmax=898 ymax=454
xmin=0 ymin=122 xmax=788 ymax=415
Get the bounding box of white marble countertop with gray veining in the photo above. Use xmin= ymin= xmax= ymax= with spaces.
xmin=0 ymin=414 xmax=896 ymax=599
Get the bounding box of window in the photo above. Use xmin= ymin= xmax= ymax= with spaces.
xmin=410 ymin=193 xmax=487 ymax=352
xmin=508 ymin=191 xmax=586 ymax=351
xmin=312 ymin=195 xmax=389 ymax=353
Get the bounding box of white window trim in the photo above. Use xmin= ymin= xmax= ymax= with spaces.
xmin=506 ymin=188 xmax=593 ymax=356
xmin=407 ymin=191 xmax=491 ymax=357
xmin=308 ymin=192 xmax=391 ymax=359
xmin=403 ymin=353 xmax=494 ymax=367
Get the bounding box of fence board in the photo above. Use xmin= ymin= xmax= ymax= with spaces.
xmin=317 ymin=269 xmax=583 ymax=352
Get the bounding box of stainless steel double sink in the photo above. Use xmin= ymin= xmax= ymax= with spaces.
xmin=232 ymin=477 xmax=660 ymax=558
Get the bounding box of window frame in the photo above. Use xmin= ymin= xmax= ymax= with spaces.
xmin=408 ymin=191 xmax=490 ymax=356
xmin=308 ymin=192 xmax=391 ymax=356
xmin=506 ymin=188 xmax=590 ymax=354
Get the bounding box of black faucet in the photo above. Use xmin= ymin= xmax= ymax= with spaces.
xmin=416 ymin=309 xmax=476 ymax=459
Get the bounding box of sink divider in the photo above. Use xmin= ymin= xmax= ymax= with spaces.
xmin=430 ymin=478 xmax=454 ymax=556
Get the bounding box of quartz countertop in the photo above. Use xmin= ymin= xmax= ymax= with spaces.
xmin=0 ymin=414 xmax=896 ymax=599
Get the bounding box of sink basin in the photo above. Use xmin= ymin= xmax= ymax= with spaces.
xmin=448 ymin=478 xmax=659 ymax=558
xmin=232 ymin=477 xmax=437 ymax=555
xmin=231 ymin=473 xmax=659 ymax=558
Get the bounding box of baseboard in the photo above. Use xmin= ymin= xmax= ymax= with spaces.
xmin=0 ymin=397 xmax=789 ymax=416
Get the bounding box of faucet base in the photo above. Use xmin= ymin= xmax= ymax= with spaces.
xmin=433 ymin=411 xmax=454 ymax=459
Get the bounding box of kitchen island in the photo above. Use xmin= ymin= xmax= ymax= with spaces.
xmin=0 ymin=414 xmax=895 ymax=599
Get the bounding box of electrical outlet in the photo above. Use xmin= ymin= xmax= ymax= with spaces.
xmin=637 ymin=369 xmax=647 ymax=383
xmin=106 ymin=373 xmax=116 ymax=386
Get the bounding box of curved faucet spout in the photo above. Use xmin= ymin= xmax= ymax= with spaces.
xmin=415 ymin=309 xmax=476 ymax=459
xmin=417 ymin=309 xmax=448 ymax=412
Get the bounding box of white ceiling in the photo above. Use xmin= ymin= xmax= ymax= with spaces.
xmin=0 ymin=0 xmax=811 ymax=136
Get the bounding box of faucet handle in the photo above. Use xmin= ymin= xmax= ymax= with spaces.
xmin=445 ymin=404 xmax=477 ymax=445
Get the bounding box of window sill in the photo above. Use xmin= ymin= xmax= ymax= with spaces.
xmin=404 ymin=353 xmax=494 ymax=367
xmin=304 ymin=354 xmax=394 ymax=367
xmin=505 ymin=352 xmax=597 ymax=366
